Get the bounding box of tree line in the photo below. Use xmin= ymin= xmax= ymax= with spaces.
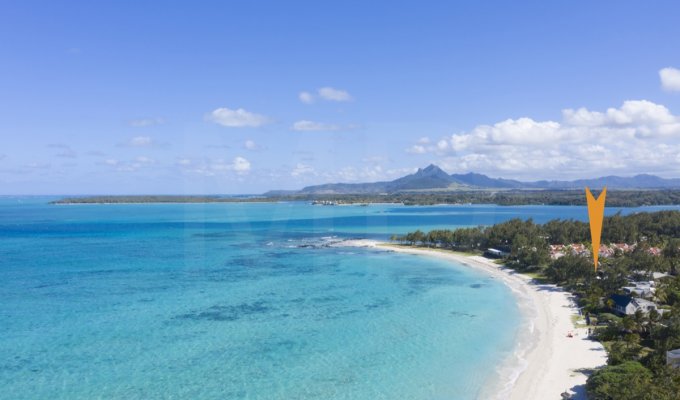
xmin=54 ymin=190 xmax=680 ymax=207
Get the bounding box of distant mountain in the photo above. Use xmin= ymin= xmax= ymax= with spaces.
xmin=270 ymin=165 xmax=680 ymax=195
xmin=450 ymin=172 xmax=525 ymax=189
xmin=532 ymin=174 xmax=680 ymax=189
xmin=296 ymin=164 xmax=463 ymax=195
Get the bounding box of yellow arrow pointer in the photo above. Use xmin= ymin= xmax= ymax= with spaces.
xmin=585 ymin=187 xmax=607 ymax=271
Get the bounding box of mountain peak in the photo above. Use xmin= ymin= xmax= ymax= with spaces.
xmin=416 ymin=164 xmax=449 ymax=178
xmin=422 ymin=163 xmax=441 ymax=171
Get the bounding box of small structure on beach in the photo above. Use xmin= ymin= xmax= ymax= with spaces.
xmin=484 ymin=248 xmax=507 ymax=258
xmin=610 ymin=294 xmax=659 ymax=316
xmin=667 ymin=349 xmax=680 ymax=368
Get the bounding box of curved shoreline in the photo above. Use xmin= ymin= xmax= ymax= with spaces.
xmin=336 ymin=240 xmax=607 ymax=400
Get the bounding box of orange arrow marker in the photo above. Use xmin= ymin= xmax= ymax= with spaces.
xmin=585 ymin=187 xmax=607 ymax=271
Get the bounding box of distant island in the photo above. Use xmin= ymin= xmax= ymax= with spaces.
xmin=52 ymin=165 xmax=680 ymax=207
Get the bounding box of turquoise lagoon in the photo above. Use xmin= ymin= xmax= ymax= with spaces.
xmin=2 ymin=198 xmax=679 ymax=399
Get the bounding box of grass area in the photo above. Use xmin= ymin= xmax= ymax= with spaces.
xmin=571 ymin=314 xmax=588 ymax=327
xmin=521 ymin=270 xmax=551 ymax=283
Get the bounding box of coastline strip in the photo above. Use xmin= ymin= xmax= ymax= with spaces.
xmin=335 ymin=239 xmax=607 ymax=400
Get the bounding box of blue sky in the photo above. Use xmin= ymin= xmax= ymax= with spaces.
xmin=1 ymin=1 xmax=680 ymax=194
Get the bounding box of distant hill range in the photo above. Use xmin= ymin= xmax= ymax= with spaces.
xmin=266 ymin=164 xmax=680 ymax=195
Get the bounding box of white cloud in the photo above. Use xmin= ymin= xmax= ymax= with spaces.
xmin=117 ymin=156 xmax=155 ymax=172
xmin=291 ymin=163 xmax=316 ymax=177
xmin=318 ymin=87 xmax=352 ymax=102
xmin=135 ymin=156 xmax=154 ymax=164
xmin=244 ymin=140 xmax=261 ymax=150
xmin=291 ymin=120 xmax=342 ymax=131
xmin=98 ymin=156 xmax=155 ymax=172
xmin=410 ymin=99 xmax=680 ymax=179
xmin=231 ymin=156 xmax=251 ymax=173
xmin=406 ymin=145 xmax=427 ymax=154
xmin=324 ymin=165 xmax=414 ymax=183
xmin=562 ymin=108 xmax=607 ymax=126
xmin=181 ymin=156 xmax=251 ymax=176
xmin=660 ymin=67 xmax=680 ymax=91
xmin=289 ymin=162 xmax=412 ymax=183
xmin=129 ymin=117 xmax=164 ymax=127
xmin=119 ymin=136 xmax=168 ymax=149
xmin=298 ymin=87 xmax=353 ymax=103
xmin=207 ymin=107 xmax=270 ymax=127
xmin=128 ymin=136 xmax=154 ymax=147
xmin=408 ymin=137 xmax=450 ymax=154
xmin=299 ymin=91 xmax=315 ymax=104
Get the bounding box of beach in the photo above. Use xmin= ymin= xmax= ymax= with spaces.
xmin=337 ymin=239 xmax=607 ymax=400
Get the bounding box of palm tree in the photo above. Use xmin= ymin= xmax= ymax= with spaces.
xmin=664 ymin=238 xmax=680 ymax=275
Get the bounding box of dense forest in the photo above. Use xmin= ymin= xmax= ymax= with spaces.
xmin=394 ymin=211 xmax=680 ymax=399
xmin=53 ymin=189 xmax=680 ymax=207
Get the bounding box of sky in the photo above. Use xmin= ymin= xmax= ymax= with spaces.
xmin=1 ymin=1 xmax=680 ymax=195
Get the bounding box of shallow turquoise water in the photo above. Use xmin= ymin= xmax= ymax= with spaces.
xmin=1 ymin=198 xmax=678 ymax=399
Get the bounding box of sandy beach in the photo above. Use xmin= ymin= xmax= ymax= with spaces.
xmin=336 ymin=239 xmax=607 ymax=400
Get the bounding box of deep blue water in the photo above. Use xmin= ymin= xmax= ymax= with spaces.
xmin=1 ymin=198 xmax=678 ymax=399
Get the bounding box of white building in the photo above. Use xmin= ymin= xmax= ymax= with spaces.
xmin=667 ymin=349 xmax=680 ymax=368
xmin=610 ymin=294 xmax=659 ymax=316
xmin=622 ymin=282 xmax=655 ymax=299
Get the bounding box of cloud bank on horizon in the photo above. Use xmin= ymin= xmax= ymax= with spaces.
xmin=409 ymin=95 xmax=680 ymax=180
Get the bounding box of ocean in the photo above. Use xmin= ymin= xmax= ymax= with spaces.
xmin=1 ymin=198 xmax=678 ymax=399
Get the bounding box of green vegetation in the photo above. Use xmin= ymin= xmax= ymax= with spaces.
xmin=52 ymin=189 xmax=680 ymax=206
xmin=395 ymin=210 xmax=680 ymax=397
xmin=586 ymin=361 xmax=655 ymax=400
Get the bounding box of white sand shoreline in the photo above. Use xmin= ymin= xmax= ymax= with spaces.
xmin=334 ymin=239 xmax=607 ymax=400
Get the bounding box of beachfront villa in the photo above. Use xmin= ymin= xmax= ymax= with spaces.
xmin=610 ymin=294 xmax=659 ymax=316
xmin=667 ymin=349 xmax=680 ymax=368
xmin=622 ymin=282 xmax=656 ymax=299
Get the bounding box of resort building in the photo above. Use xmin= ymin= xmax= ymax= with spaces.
xmin=622 ymin=282 xmax=656 ymax=299
xmin=610 ymin=294 xmax=659 ymax=316
xmin=548 ymin=242 xmax=663 ymax=260
xmin=667 ymin=349 xmax=680 ymax=368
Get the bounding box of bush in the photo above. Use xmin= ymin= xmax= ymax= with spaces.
xmin=587 ymin=361 xmax=653 ymax=400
